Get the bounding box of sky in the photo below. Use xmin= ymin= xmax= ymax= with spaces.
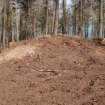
xmin=67 ymin=0 xmax=72 ymax=5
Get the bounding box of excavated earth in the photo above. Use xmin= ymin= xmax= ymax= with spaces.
xmin=0 ymin=36 xmax=105 ymax=105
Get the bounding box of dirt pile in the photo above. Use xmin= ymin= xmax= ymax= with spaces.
xmin=0 ymin=36 xmax=105 ymax=105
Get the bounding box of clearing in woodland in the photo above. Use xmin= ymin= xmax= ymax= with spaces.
xmin=0 ymin=36 xmax=105 ymax=105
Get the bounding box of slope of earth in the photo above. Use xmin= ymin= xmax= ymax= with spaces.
xmin=0 ymin=36 xmax=105 ymax=105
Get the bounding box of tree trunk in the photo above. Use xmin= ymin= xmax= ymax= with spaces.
xmin=2 ymin=0 xmax=6 ymax=48
xmin=73 ymin=0 xmax=77 ymax=35
xmin=53 ymin=0 xmax=59 ymax=35
xmin=45 ymin=0 xmax=48 ymax=35
xmin=16 ymin=0 xmax=20 ymax=42
xmin=99 ymin=0 xmax=104 ymax=38
xmin=62 ymin=0 xmax=67 ymax=34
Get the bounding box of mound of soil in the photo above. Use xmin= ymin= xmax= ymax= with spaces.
xmin=0 ymin=36 xmax=105 ymax=105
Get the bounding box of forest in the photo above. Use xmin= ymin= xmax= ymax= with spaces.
xmin=0 ymin=0 xmax=105 ymax=105
xmin=0 ymin=0 xmax=105 ymax=48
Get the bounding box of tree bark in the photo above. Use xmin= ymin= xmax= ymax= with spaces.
xmin=62 ymin=0 xmax=67 ymax=34
xmin=99 ymin=0 xmax=104 ymax=38
xmin=53 ymin=0 xmax=59 ymax=35
xmin=45 ymin=0 xmax=48 ymax=35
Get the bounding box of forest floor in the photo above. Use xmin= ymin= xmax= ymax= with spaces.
xmin=0 ymin=36 xmax=105 ymax=105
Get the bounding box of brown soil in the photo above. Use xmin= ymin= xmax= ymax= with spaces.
xmin=0 ymin=36 xmax=105 ymax=105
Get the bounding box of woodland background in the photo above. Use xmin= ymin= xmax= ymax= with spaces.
xmin=0 ymin=0 xmax=105 ymax=47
